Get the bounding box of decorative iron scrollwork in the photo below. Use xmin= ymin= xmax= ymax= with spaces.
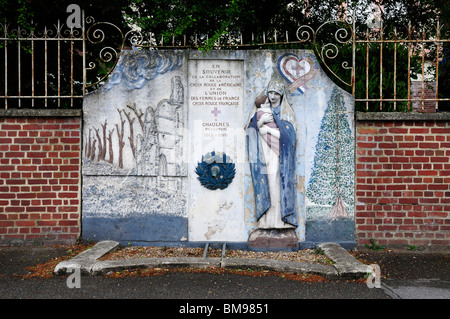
xmin=296 ymin=15 xmax=355 ymax=89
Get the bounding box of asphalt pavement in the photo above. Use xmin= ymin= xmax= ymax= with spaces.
xmin=0 ymin=242 xmax=448 ymax=302
xmin=352 ymin=249 xmax=450 ymax=299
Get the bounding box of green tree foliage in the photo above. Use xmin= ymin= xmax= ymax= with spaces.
xmin=0 ymin=0 xmax=125 ymax=29
xmin=122 ymin=0 xmax=448 ymax=39
xmin=122 ymin=0 xmax=448 ymax=111
xmin=0 ymin=0 xmax=34 ymax=32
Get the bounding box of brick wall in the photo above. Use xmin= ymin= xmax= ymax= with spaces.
xmin=356 ymin=114 xmax=450 ymax=247
xmin=0 ymin=111 xmax=81 ymax=246
xmin=1 ymin=110 xmax=449 ymax=248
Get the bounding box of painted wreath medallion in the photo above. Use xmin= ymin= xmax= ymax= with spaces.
xmin=195 ymin=151 xmax=236 ymax=190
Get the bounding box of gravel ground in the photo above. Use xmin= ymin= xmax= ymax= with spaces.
xmin=99 ymin=246 xmax=332 ymax=265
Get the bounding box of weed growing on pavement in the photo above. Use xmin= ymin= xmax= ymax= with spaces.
xmin=365 ymin=239 xmax=386 ymax=251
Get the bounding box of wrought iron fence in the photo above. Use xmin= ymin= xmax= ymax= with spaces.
xmin=0 ymin=18 xmax=85 ymax=108
xmin=353 ymin=20 xmax=450 ymax=112
xmin=1 ymin=12 xmax=449 ymax=111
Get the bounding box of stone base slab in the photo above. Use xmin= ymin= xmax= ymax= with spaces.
xmin=247 ymin=229 xmax=299 ymax=251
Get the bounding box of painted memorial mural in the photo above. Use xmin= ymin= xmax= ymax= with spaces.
xmin=82 ymin=49 xmax=355 ymax=248
xmin=82 ymin=50 xmax=189 ymax=242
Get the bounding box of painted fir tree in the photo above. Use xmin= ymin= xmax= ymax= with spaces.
xmin=306 ymin=87 xmax=354 ymax=219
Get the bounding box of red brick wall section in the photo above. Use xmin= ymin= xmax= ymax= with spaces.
xmin=356 ymin=120 xmax=450 ymax=247
xmin=1 ymin=115 xmax=449 ymax=248
xmin=0 ymin=117 xmax=81 ymax=246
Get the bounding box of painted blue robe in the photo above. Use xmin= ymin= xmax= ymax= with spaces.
xmin=247 ymin=105 xmax=298 ymax=227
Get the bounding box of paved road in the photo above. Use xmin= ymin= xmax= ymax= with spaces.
xmin=1 ymin=272 xmax=390 ymax=299
xmin=354 ymin=250 xmax=450 ymax=299
xmin=382 ymin=278 xmax=450 ymax=299
xmin=0 ymin=246 xmax=448 ymax=304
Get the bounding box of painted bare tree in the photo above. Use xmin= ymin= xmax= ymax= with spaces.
xmin=84 ymin=105 xmax=146 ymax=168
xmin=94 ymin=127 xmax=104 ymax=161
xmin=115 ymin=109 xmax=126 ymax=169
xmin=128 ymin=104 xmax=144 ymax=131
xmin=86 ymin=129 xmax=92 ymax=160
xmin=107 ymin=128 xmax=115 ymax=164
xmin=123 ymin=110 xmax=136 ymax=158
xmin=90 ymin=138 xmax=97 ymax=161
xmin=100 ymin=120 xmax=108 ymax=160
xmin=92 ymin=120 xmax=109 ymax=162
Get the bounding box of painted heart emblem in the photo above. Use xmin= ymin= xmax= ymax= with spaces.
xmin=277 ymin=53 xmax=318 ymax=94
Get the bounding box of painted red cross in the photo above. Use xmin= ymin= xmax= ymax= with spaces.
xmin=211 ymin=107 xmax=221 ymax=117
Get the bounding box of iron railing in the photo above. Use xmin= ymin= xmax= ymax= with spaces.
xmin=0 ymin=16 xmax=86 ymax=108
xmin=1 ymin=12 xmax=449 ymax=111
xmin=354 ymin=20 xmax=450 ymax=111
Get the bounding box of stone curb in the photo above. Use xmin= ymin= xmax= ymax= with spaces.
xmin=54 ymin=241 xmax=370 ymax=279
xmin=221 ymin=258 xmax=339 ymax=278
xmin=91 ymin=257 xmax=222 ymax=275
xmin=318 ymin=243 xmax=370 ymax=279
xmin=54 ymin=240 xmax=120 ymax=275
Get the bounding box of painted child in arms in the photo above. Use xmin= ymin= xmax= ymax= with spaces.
xmin=254 ymin=95 xmax=280 ymax=155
